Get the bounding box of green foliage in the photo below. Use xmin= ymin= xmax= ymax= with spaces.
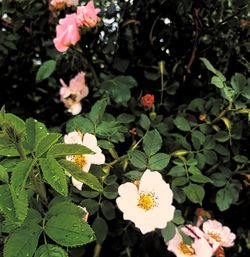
xmin=4 ymin=223 xmax=42 ymax=257
xmin=40 ymin=157 xmax=68 ymax=197
xmin=35 ymin=60 xmax=56 ymax=82
xmin=44 ymin=214 xmax=95 ymax=247
xmin=35 ymin=244 xmax=68 ymax=257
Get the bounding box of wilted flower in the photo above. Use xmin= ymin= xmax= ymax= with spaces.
xmin=202 ymin=220 xmax=236 ymax=248
xmin=64 ymin=131 xmax=105 ymax=190
xmin=50 ymin=0 xmax=79 ymax=10
xmin=59 ymin=71 xmax=89 ymax=115
xmin=76 ymin=0 xmax=101 ymax=28
xmin=141 ymin=94 xmax=154 ymax=110
xmin=167 ymin=228 xmax=215 ymax=257
xmin=53 ymin=13 xmax=80 ymax=52
xmin=116 ymin=169 xmax=175 ymax=234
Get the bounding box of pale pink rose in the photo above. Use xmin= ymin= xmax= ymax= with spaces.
xmin=64 ymin=131 xmax=105 ymax=190
xmin=53 ymin=13 xmax=80 ymax=52
xmin=76 ymin=1 xmax=101 ymax=28
xmin=202 ymin=220 xmax=236 ymax=248
xmin=116 ymin=169 xmax=175 ymax=234
xmin=59 ymin=71 xmax=89 ymax=115
xmin=167 ymin=228 xmax=214 ymax=257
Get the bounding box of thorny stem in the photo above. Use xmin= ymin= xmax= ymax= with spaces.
xmin=15 ymin=139 xmax=48 ymax=205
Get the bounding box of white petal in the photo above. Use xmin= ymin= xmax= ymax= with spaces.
xmin=87 ymin=152 xmax=105 ymax=165
xmin=69 ymin=102 xmax=82 ymax=115
xmin=72 ymin=177 xmax=83 ymax=191
xmin=82 ymin=133 xmax=98 ymax=151
xmin=64 ymin=131 xmax=83 ymax=144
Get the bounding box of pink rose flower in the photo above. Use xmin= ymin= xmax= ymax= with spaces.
xmin=167 ymin=227 xmax=215 ymax=257
xmin=76 ymin=1 xmax=101 ymax=28
xmin=202 ymin=220 xmax=236 ymax=248
xmin=59 ymin=71 xmax=89 ymax=115
xmin=53 ymin=13 xmax=80 ymax=52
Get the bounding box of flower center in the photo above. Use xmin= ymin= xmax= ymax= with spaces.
xmin=179 ymin=242 xmax=195 ymax=256
xmin=73 ymin=155 xmax=87 ymax=169
xmin=208 ymin=232 xmax=221 ymax=242
xmin=137 ymin=192 xmax=156 ymax=211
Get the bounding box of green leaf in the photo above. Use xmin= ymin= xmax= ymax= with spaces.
xmin=216 ymin=181 xmax=242 ymax=211
xmin=209 ymin=172 xmax=231 ymax=187
xmin=143 ymin=129 xmax=162 ymax=156
xmin=242 ymin=85 xmax=250 ymax=100
xmin=148 ymin=153 xmax=171 ymax=170
xmin=200 ymin=58 xmax=217 ymax=74
xmin=45 ymin=214 xmax=95 ymax=247
xmin=231 ymin=73 xmax=246 ymax=92
xmin=11 ymin=159 xmax=34 ymax=196
xmin=215 ymin=131 xmax=230 ymax=142
xmin=46 ymin=201 xmax=86 ymax=220
xmin=172 ymin=210 xmax=185 ymax=225
xmin=101 ymin=200 xmax=116 ymax=220
xmin=96 ymin=121 xmax=120 ymax=137
xmin=35 ymin=133 xmax=61 ymax=157
xmin=100 ymin=76 xmax=137 ymax=104
xmin=190 ymin=174 xmax=212 ymax=184
xmin=125 ymin=170 xmax=142 ymax=180
xmin=36 ymin=60 xmax=56 ymax=82
xmin=233 ymin=154 xmax=248 ymax=163
xmin=117 ymin=113 xmax=135 ymax=123
xmin=47 ymin=143 xmax=93 ymax=158
xmin=172 ymin=177 xmax=189 ymax=187
xmin=98 ymin=140 xmax=114 ymax=150
xmin=161 ymin=222 xmax=176 ymax=242
xmin=183 ymin=183 xmax=205 ymax=205
xmin=103 ymin=183 xmax=119 ymax=199
xmin=191 ymin=131 xmax=205 ymax=150
xmin=1 ymin=113 xmax=26 ymax=133
xmin=0 ymin=185 xmax=16 ymax=222
xmin=211 ymin=76 xmax=224 ymax=88
xmin=80 ymin=199 xmax=99 ymax=215
xmin=10 ymin=186 xmax=29 ymax=224
xmin=89 ymin=98 xmax=107 ymax=125
xmin=59 ymin=160 xmax=103 ymax=192
xmin=173 ymin=117 xmax=191 ymax=132
xmin=0 ymin=165 xmax=8 ymax=183
xmin=66 ymin=117 xmax=95 ymax=134
xmin=139 ymin=114 xmax=151 ymax=130
xmin=128 ymin=150 xmax=147 ymax=170
xmin=35 ymin=244 xmax=68 ymax=257
xmin=203 ymin=150 xmax=218 ymax=165
xmin=168 ymin=166 xmax=186 ymax=177
xmin=4 ymin=223 xmax=42 ymax=257
xmin=40 ymin=157 xmax=68 ymax=197
xmin=214 ymin=144 xmax=230 ymax=156
xmin=196 ymin=153 xmax=206 ymax=169
xmin=25 ymin=118 xmax=48 ymax=152
xmin=92 ymin=216 xmax=108 ymax=244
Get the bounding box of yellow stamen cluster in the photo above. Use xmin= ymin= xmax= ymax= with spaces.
xmin=179 ymin=242 xmax=195 ymax=256
xmin=208 ymin=232 xmax=221 ymax=242
xmin=137 ymin=192 xmax=155 ymax=211
xmin=73 ymin=155 xmax=87 ymax=169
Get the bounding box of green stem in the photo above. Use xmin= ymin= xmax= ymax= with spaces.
xmin=93 ymin=243 xmax=102 ymax=257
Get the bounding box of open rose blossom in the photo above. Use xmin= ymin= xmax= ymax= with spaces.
xmin=76 ymin=1 xmax=101 ymax=28
xmin=116 ymin=169 xmax=175 ymax=234
xmin=202 ymin=220 xmax=236 ymax=248
xmin=64 ymin=131 xmax=105 ymax=190
xmin=167 ymin=228 xmax=215 ymax=257
xmin=59 ymin=71 xmax=89 ymax=115
xmin=141 ymin=94 xmax=154 ymax=110
xmin=53 ymin=13 xmax=80 ymax=52
xmin=50 ymin=0 xmax=79 ymax=10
